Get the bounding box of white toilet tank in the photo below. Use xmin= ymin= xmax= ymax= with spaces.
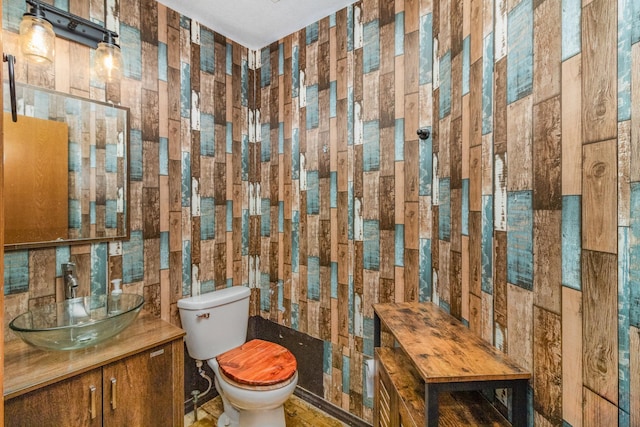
xmin=177 ymin=286 xmax=251 ymax=361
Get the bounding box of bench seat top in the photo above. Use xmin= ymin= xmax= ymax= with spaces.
xmin=373 ymin=302 xmax=531 ymax=384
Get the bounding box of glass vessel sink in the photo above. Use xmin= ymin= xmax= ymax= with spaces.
xmin=9 ymin=294 xmax=144 ymax=351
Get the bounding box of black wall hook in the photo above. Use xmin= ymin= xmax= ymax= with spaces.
xmin=3 ymin=53 xmax=17 ymax=122
xmin=417 ymin=127 xmax=430 ymax=140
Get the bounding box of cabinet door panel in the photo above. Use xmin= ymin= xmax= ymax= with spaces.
xmin=5 ymin=368 xmax=103 ymax=427
xmin=102 ymin=343 xmax=174 ymax=427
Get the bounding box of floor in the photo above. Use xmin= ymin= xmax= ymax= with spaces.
xmin=185 ymin=394 xmax=348 ymax=427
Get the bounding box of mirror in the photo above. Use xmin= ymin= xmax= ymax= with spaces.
xmin=3 ymin=82 xmax=129 ymax=250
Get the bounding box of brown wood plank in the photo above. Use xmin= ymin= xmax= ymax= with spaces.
xmin=533 ymin=306 xmax=562 ymax=425
xmin=532 ymin=96 xmax=561 ymax=211
xmin=561 ymin=54 xmax=582 ymax=195
xmin=533 ymin=0 xmax=561 ymax=103
xmin=581 ymin=0 xmax=617 ymax=145
xmin=582 ymin=250 xmax=618 ymax=404
xmin=583 ymin=387 xmax=618 ymax=427
xmin=562 ymin=287 xmax=583 ymax=427
xmin=374 ymin=303 xmax=530 ymax=383
xmin=533 ymin=210 xmax=561 ymax=314
xmin=582 ymin=140 xmax=617 ymax=253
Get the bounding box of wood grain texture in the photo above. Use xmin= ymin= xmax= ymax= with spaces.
xmin=582 ymin=140 xmax=617 ymax=254
xmin=507 ymin=283 xmax=533 ymax=372
xmin=533 ymin=210 xmax=561 ymax=314
xmin=217 ymin=339 xmax=297 ymax=386
xmin=532 ymin=96 xmax=561 ymax=211
xmin=561 ymin=54 xmax=582 ymax=196
xmin=374 ymin=303 xmax=530 ymax=383
xmin=533 ymin=306 xmax=562 ymax=425
xmin=631 ymin=327 xmax=640 ymax=427
xmin=581 ymin=0 xmax=617 ymax=144
xmin=562 ymin=287 xmax=583 ymax=427
xmin=582 ymin=249 xmax=618 ymax=404
xmin=583 ymin=387 xmax=618 ymax=427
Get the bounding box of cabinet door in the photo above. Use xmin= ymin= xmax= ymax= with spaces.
xmin=102 ymin=343 xmax=174 ymax=427
xmin=375 ymin=358 xmax=398 ymax=427
xmin=5 ymin=368 xmax=103 ymax=427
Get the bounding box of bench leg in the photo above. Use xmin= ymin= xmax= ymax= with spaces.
xmin=511 ymin=380 xmax=528 ymax=427
xmin=424 ymin=384 xmax=439 ymax=427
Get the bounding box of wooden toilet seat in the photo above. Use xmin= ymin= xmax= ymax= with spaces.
xmin=216 ymin=339 xmax=297 ymax=387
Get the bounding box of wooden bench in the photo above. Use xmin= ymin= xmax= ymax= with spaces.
xmin=373 ymin=302 xmax=531 ymax=427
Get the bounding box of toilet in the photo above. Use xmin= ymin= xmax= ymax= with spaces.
xmin=178 ymin=286 xmax=298 ymax=427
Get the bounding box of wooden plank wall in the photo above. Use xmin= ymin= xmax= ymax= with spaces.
xmin=1 ymin=0 xmax=249 ymax=331
xmin=3 ymin=0 xmax=640 ymax=425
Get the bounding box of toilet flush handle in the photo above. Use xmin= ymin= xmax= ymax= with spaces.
xmin=197 ymin=312 xmax=210 ymax=319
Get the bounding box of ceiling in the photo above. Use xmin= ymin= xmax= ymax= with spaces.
xmin=156 ymin=0 xmax=357 ymax=50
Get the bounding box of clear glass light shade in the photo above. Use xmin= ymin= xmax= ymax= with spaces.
xmin=19 ymin=15 xmax=55 ymax=64
xmin=94 ymin=41 xmax=123 ymax=84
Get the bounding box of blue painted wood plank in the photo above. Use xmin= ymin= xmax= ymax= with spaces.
xmin=364 ymin=220 xmax=380 ymax=271
xmin=630 ymin=183 xmax=640 ymax=327
xmin=462 ymin=179 xmax=470 ymax=235
xmin=330 ymin=13 xmax=336 ymax=28
xmin=200 ymin=28 xmax=215 ymax=74
xmin=419 ymin=128 xmax=433 ymax=196
xmin=227 ymin=121 xmax=234 ymax=154
xmin=261 ymin=198 xmax=271 ymax=236
xmin=158 ymin=42 xmax=168 ymax=82
xmin=562 ymin=195 xmax=582 ymax=290
xmin=106 ymin=144 xmax=118 ymax=173
xmin=462 ymin=36 xmax=470 ymax=95
xmin=123 ymin=231 xmax=144 ymax=283
xmin=120 ymin=24 xmax=142 ymax=80
xmin=182 ymin=240 xmax=191 ymax=296
xmin=278 ymin=43 xmax=284 ymax=75
xmin=306 ymin=22 xmax=319 ymax=44
xmin=419 ymin=238 xmax=432 ymax=302
xmin=507 ymin=0 xmax=533 ymax=104
xmin=438 ymin=178 xmax=451 ymax=240
xmin=3 ymin=0 xmax=25 ymax=32
xmin=331 ymin=171 xmax=337 ymax=208
xmin=347 ymin=5 xmax=354 ymax=52
xmin=331 ymin=262 xmax=338 ymax=299
xmin=279 ymin=201 xmax=284 ymax=233
xmin=242 ymin=209 xmax=249 ymax=256
xmin=201 ymin=114 xmax=215 ymax=156
xmin=56 ymin=247 xmax=71 ymax=277
xmin=618 ymin=226 xmax=631 ymax=415
xmin=182 ymin=151 xmax=191 ymax=207
xmin=308 ymin=256 xmax=320 ymax=300
xmin=242 ymin=59 xmax=248 ymax=107
xmin=279 ymin=122 xmax=284 ymax=154
xmin=439 ymin=51 xmax=452 ymax=118
xmin=261 ymin=123 xmax=271 ymax=161
xmin=106 ymin=200 xmax=117 ymax=228
xmin=69 ymin=199 xmax=81 ymax=229
xmin=330 ymin=81 xmax=337 ymax=118
xmin=323 ymin=341 xmax=332 ymax=374
xmin=348 ymin=181 xmax=354 ymax=240
xmin=160 ymin=231 xmax=169 ymax=270
xmin=363 ymin=358 xmax=374 ymax=408
xmin=561 ymin=0 xmax=581 ymax=60
xmin=482 ymin=33 xmax=494 ymax=135
xmin=307 ymin=171 xmax=320 ymax=214
xmin=261 ymin=47 xmax=271 ymax=87
xmin=395 ymin=12 xmax=405 ymax=56
xmin=242 ymin=134 xmax=249 ymax=181
xmin=363 ymin=20 xmax=380 ymax=73
xmin=306 ymin=84 xmax=319 ymax=129
xmin=227 ymin=201 xmax=233 ymax=232
xmin=633 ymin=0 xmax=640 ymax=44
xmin=291 ymin=303 xmax=299 ymax=330
xmin=53 ymin=0 xmax=67 ymax=10
xmin=420 ymin=13 xmax=433 ymax=85
xmin=180 ymin=62 xmax=191 ymax=118
xmin=619 ymin=0 xmax=632 ymax=121
xmin=4 ymin=251 xmax=29 ymax=295
xmin=180 ymin=15 xmax=190 ymax=29
xmin=395 ymin=224 xmax=405 ymax=267
xmin=363 ymin=316 xmax=375 ymax=357
xmin=292 ymin=45 xmax=299 ymax=98
xmin=91 ymin=243 xmax=107 ymax=296
xmin=363 ymin=120 xmax=380 ymax=171
xmin=292 ymin=210 xmax=300 ymax=273
xmin=395 ymin=119 xmax=404 ymax=161
xmin=226 ymin=43 xmax=233 ymax=75
xmin=160 ymin=137 xmax=168 ymax=176
xmin=260 ymin=273 xmax=270 ymax=311
xmin=348 ymin=87 xmax=354 ymax=145
xmin=292 ymin=128 xmax=300 ymax=179
xmin=90 ymin=201 xmax=96 ymax=225
xmin=348 ymin=275 xmax=354 ymax=334
xmin=201 ymin=197 xmax=215 ymax=240
xmin=342 ymin=355 xmax=350 ymax=393
xmin=34 ymin=90 xmax=49 ymax=119
xmin=201 ymin=280 xmax=215 ymax=294
xmin=507 ymin=190 xmax=533 ymax=290
xmin=482 ymin=195 xmax=494 ymax=294
xmin=278 ymin=279 xmax=284 ymax=311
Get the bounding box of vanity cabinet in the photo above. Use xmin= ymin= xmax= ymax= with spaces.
xmin=4 ymin=313 xmax=185 ymax=427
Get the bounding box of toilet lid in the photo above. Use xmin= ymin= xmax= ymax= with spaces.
xmin=217 ymin=339 xmax=297 ymax=386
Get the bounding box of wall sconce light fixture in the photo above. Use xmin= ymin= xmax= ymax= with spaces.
xmin=19 ymin=0 xmax=123 ymax=82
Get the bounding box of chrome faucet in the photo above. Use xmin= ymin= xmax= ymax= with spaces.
xmin=63 ymin=263 xmax=78 ymax=300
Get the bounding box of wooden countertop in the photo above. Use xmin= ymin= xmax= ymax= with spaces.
xmin=4 ymin=311 xmax=185 ymax=400
xmin=373 ymin=302 xmax=530 ymax=384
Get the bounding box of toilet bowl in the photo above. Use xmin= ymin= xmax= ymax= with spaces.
xmin=177 ymin=287 xmax=298 ymax=427
xmin=211 ymin=338 xmax=298 ymax=427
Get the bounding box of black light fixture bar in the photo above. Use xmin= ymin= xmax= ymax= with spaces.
xmin=26 ymin=0 xmax=118 ymax=48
